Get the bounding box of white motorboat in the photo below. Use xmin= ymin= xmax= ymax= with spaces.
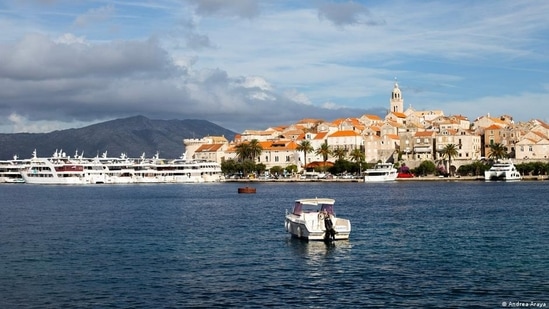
xmin=363 ymin=162 xmax=398 ymax=182
xmin=285 ymin=198 xmax=351 ymax=241
xmin=484 ymin=160 xmax=522 ymax=181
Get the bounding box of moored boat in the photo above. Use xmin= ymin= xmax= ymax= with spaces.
xmin=238 ymin=186 xmax=256 ymax=194
xmin=396 ymin=164 xmax=414 ymax=179
xmin=363 ymin=163 xmax=398 ymax=182
xmin=18 ymin=150 xmax=224 ymax=185
xmin=285 ymin=198 xmax=351 ymax=241
xmin=484 ymin=160 xmax=522 ymax=181
xmin=0 ymin=156 xmax=29 ymax=183
xmin=20 ymin=150 xmax=108 ymax=185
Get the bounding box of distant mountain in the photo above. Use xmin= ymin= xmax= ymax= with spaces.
xmin=0 ymin=115 xmax=237 ymax=160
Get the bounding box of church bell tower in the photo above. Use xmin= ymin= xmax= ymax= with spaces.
xmin=390 ymin=78 xmax=403 ymax=113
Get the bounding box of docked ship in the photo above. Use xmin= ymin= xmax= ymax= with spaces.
xmin=0 ymin=156 xmax=29 ymax=183
xmin=363 ymin=163 xmax=398 ymax=182
xmin=18 ymin=150 xmax=224 ymax=185
xmin=484 ymin=160 xmax=522 ymax=181
xmin=20 ymin=150 xmax=108 ymax=185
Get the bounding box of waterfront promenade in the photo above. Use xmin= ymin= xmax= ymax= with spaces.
xmin=225 ymin=175 xmax=548 ymax=182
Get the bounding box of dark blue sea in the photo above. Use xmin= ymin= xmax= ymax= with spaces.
xmin=1 ymin=181 xmax=548 ymax=308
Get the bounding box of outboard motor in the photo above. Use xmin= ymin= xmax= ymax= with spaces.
xmin=324 ymin=215 xmax=337 ymax=241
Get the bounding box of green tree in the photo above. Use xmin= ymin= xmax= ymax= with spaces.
xmin=296 ymin=140 xmax=314 ymax=169
xmin=220 ymin=159 xmax=238 ymax=174
xmin=488 ymin=143 xmax=508 ymax=161
xmin=413 ymin=160 xmax=436 ymax=176
xmin=241 ymin=159 xmax=256 ymax=176
xmin=285 ymin=164 xmax=298 ymax=175
xmin=329 ymin=159 xmax=355 ymax=175
xmin=269 ymin=166 xmax=284 ymax=177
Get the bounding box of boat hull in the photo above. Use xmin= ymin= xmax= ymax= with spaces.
xmin=363 ymin=163 xmax=398 ymax=182
xmin=238 ymin=187 xmax=256 ymax=194
xmin=484 ymin=160 xmax=522 ymax=181
xmin=285 ymin=215 xmax=351 ymax=241
xmin=364 ymin=174 xmax=397 ymax=182
xmin=484 ymin=172 xmax=522 ymax=181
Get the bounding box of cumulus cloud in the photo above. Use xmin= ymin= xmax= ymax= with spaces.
xmin=0 ymin=33 xmax=365 ymax=133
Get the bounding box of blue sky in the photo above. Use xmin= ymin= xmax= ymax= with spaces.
xmin=0 ymin=0 xmax=548 ymax=133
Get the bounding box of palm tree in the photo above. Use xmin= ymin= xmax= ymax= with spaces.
xmin=349 ymin=148 xmax=365 ymax=175
xmin=248 ymin=139 xmax=263 ymax=162
xmin=235 ymin=142 xmax=251 ymax=161
xmin=332 ymin=148 xmax=347 ymax=161
xmin=235 ymin=139 xmax=263 ymax=162
xmin=488 ymin=143 xmax=508 ymax=161
xmin=349 ymin=148 xmax=365 ymax=163
xmin=315 ymin=141 xmax=332 ymax=172
xmin=296 ymin=140 xmax=314 ymax=169
xmin=440 ymin=144 xmax=459 ymax=176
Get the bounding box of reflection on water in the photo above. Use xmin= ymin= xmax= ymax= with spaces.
xmin=286 ymin=237 xmax=353 ymax=266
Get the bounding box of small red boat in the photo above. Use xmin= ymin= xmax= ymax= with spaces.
xmin=238 ymin=186 xmax=256 ymax=194
xmin=397 ymin=172 xmax=414 ymax=178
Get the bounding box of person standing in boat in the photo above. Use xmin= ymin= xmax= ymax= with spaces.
xmin=323 ymin=210 xmax=337 ymax=241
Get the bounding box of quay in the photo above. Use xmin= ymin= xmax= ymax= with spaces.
xmin=224 ymin=175 xmax=548 ymax=182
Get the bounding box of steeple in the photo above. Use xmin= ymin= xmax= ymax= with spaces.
xmin=390 ymin=77 xmax=403 ymax=113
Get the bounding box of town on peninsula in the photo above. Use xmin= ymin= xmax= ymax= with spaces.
xmin=184 ymin=81 xmax=549 ymax=180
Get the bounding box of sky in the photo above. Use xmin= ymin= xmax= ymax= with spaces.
xmin=0 ymin=0 xmax=548 ymax=134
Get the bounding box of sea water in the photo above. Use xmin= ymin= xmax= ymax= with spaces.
xmin=0 ymin=181 xmax=547 ymax=308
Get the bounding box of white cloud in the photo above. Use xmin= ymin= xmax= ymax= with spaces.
xmin=0 ymin=0 xmax=548 ymax=133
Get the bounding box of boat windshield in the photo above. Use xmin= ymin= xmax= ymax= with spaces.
xmin=320 ymin=204 xmax=334 ymax=215
xmin=292 ymin=202 xmax=303 ymax=215
xmin=292 ymin=202 xmax=335 ymax=215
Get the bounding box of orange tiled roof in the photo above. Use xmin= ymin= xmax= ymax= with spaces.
xmin=314 ymin=132 xmax=328 ymax=140
xmin=415 ymin=131 xmax=436 ymax=137
xmin=256 ymin=140 xmax=298 ymax=151
xmin=362 ymin=114 xmax=382 ymax=120
xmin=485 ymin=124 xmax=503 ymax=130
xmin=329 ymin=130 xmax=360 ymax=137
xmin=195 ymin=144 xmax=224 ymax=152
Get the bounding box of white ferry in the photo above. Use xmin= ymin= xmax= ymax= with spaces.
xmin=20 ymin=150 xmax=108 ymax=185
xmin=19 ymin=150 xmax=224 ymax=185
xmin=129 ymin=153 xmax=224 ymax=183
